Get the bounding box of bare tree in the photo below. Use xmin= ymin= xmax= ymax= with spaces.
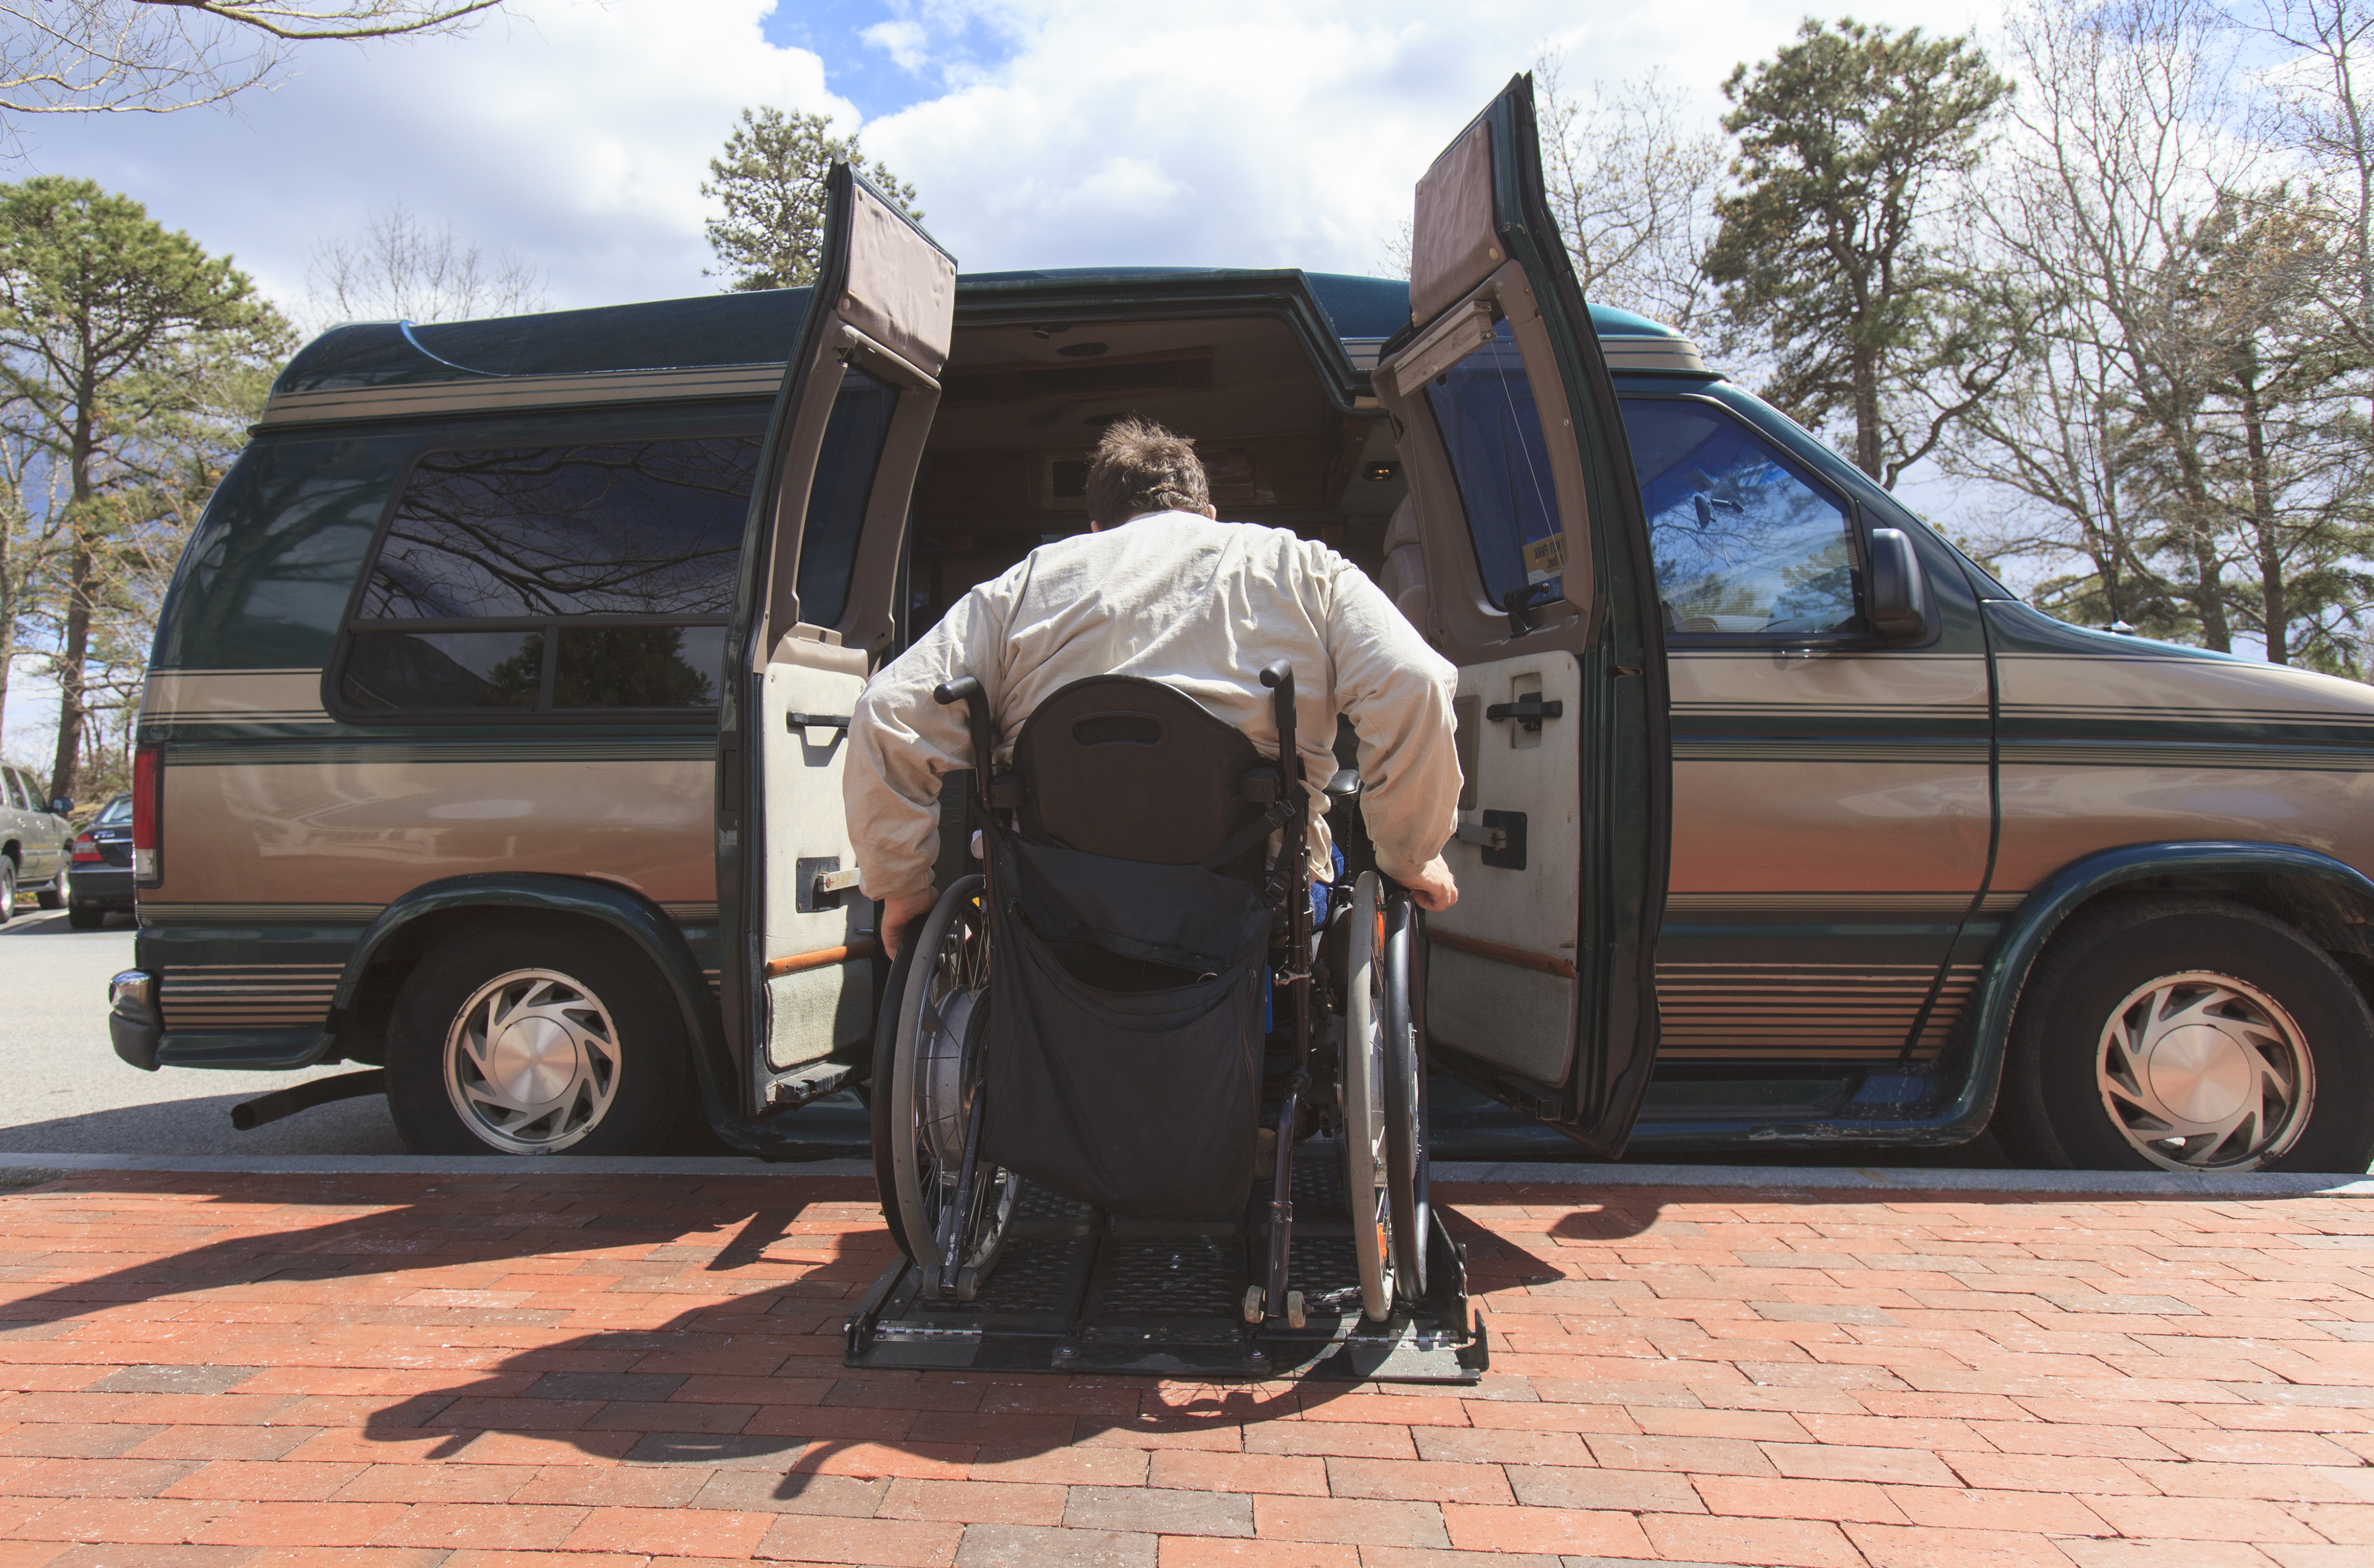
xmin=1 ymin=0 xmax=502 ymax=128
xmin=2245 ymin=3 xmax=2374 ymax=313
xmin=1948 ymin=0 xmax=2251 ymax=643
xmin=306 ymin=199 xmax=545 ymax=327
xmin=1534 ymin=59 xmax=1727 ymax=336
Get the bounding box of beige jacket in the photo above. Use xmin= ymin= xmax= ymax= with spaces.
xmin=846 ymin=510 xmax=1462 ymax=900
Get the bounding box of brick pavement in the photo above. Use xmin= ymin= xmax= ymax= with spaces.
xmin=0 ymin=1169 xmax=2365 ymax=1568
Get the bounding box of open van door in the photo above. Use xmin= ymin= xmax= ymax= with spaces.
xmin=1371 ymin=77 xmax=1669 ymax=1156
xmin=719 ymin=168 xmax=956 ymax=1116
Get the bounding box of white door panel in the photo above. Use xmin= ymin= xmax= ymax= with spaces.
xmin=1425 ymin=651 xmax=1583 ymax=1085
xmin=760 ymin=639 xmax=873 ymax=1075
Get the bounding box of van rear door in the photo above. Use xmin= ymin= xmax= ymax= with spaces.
xmin=719 ymin=167 xmax=956 ymax=1116
xmin=1371 ymin=76 xmax=1670 ymax=1155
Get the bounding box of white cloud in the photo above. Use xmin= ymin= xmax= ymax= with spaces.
xmin=863 ymin=19 xmax=932 ymax=74
xmin=21 ymin=0 xmax=858 ymax=313
xmin=20 ymin=0 xmax=2012 ymax=317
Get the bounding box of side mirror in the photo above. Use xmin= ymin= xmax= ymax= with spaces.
xmin=1867 ymin=527 xmax=1928 ymax=643
xmin=48 ymin=798 xmax=69 ymax=816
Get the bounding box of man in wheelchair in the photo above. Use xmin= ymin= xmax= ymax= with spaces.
xmin=844 ymin=417 xmax=1464 ymax=1332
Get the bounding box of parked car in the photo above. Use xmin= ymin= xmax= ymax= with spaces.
xmin=0 ymin=763 xmax=73 ymax=923
xmin=65 ymin=794 xmax=133 ymax=930
xmin=106 ymin=77 xmax=2374 ymax=1172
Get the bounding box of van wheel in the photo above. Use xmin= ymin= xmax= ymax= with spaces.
xmin=386 ymin=922 xmax=687 ymax=1156
xmin=37 ymin=861 xmax=67 ymax=909
xmin=0 ymin=858 xmax=16 ymax=924
xmin=1998 ymin=897 xmax=2374 ymax=1173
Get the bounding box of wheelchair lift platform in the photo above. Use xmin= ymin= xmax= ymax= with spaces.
xmin=844 ymin=1144 xmax=1486 ymax=1383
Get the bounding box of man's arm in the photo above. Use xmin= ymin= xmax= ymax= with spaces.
xmin=844 ymin=590 xmax=1007 ymax=952
xmin=1322 ymin=557 xmax=1463 ymax=904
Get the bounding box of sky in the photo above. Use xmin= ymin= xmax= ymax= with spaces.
xmin=3 ymin=0 xmax=2013 ymax=766
xmin=13 ymin=0 xmax=2009 ymax=314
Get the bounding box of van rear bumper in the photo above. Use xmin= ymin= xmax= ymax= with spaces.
xmin=108 ymin=970 xmax=160 ymax=1071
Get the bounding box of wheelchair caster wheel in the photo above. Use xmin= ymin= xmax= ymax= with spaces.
xmin=1242 ymin=1284 xmax=1264 ymax=1325
xmin=1285 ymin=1290 xmax=1307 ymax=1330
xmin=956 ymin=1265 xmax=980 ymax=1302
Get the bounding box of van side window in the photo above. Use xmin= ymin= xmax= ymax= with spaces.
xmin=338 ymin=435 xmax=759 ymax=715
xmin=794 ymin=367 xmax=900 ymax=630
xmin=1422 ymin=319 xmax=1565 ymax=611
xmin=1618 ymin=397 xmax=1858 ymax=637
xmin=2 ymin=770 xmax=23 ymax=810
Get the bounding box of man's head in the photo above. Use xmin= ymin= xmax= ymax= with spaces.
xmin=1086 ymin=416 xmax=1213 ymax=527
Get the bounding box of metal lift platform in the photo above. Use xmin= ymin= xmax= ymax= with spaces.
xmin=844 ymin=1143 xmax=1486 ymax=1383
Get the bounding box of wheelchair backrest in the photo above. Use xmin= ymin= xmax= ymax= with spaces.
xmin=1011 ymin=675 xmax=1272 ymax=883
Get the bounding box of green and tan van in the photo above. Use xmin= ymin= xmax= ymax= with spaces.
xmin=111 ymin=80 xmax=2374 ymax=1172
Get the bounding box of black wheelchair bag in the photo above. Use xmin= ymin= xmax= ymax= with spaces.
xmin=979 ymin=824 xmax=1269 ymax=1220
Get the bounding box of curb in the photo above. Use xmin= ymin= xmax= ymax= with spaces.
xmin=0 ymin=1152 xmax=2366 ymax=1198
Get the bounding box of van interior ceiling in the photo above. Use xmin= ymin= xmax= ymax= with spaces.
xmin=903 ymin=314 xmax=1408 ymax=638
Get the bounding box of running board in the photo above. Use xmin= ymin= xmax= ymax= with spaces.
xmin=844 ymin=1149 xmax=1485 ymax=1383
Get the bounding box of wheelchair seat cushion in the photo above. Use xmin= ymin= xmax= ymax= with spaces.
xmin=979 ymin=825 xmax=1267 ymax=1220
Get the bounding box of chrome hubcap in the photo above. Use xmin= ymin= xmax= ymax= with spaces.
xmin=444 ymin=967 xmax=622 ymax=1153
xmin=2096 ymin=971 xmax=2313 ymax=1172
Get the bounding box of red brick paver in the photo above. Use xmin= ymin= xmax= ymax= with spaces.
xmin=0 ymin=1171 xmax=2367 ymax=1566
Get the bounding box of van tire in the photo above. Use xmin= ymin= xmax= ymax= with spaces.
xmin=0 ymin=857 xmax=16 ymax=924
xmin=386 ymin=921 xmax=687 ymax=1156
xmin=1997 ymin=897 xmax=2374 ymax=1173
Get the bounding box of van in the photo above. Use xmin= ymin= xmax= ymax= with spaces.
xmin=111 ymin=77 xmax=2374 ymax=1173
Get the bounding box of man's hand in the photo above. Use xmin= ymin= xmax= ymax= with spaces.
xmin=1405 ymin=856 xmax=1458 ymax=912
xmin=880 ymin=889 xmax=938 ymax=960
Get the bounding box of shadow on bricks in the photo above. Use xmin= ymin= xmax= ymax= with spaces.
xmin=0 ymin=1170 xmax=1350 ymax=1502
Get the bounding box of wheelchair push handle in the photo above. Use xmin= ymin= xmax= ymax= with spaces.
xmin=1258 ymin=661 xmax=1298 ymax=787
xmin=933 ymin=676 xmax=998 ymax=811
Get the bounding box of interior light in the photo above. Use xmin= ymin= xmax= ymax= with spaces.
xmin=1364 ymin=461 xmax=1400 ymax=483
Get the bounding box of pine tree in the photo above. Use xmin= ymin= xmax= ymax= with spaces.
xmin=700 ymin=108 xmax=924 ymax=292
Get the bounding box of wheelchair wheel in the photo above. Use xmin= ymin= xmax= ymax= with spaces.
xmin=885 ymin=875 xmax=1020 ymax=1294
xmin=1341 ymin=872 xmax=1396 ymax=1322
xmin=1379 ymin=890 xmax=1429 ymax=1301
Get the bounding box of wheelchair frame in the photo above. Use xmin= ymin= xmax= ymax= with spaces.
xmin=848 ymin=666 xmax=1485 ymax=1382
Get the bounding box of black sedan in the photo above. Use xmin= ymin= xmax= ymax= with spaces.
xmin=66 ymin=794 xmax=132 ymax=929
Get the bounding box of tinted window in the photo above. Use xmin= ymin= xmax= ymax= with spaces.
xmin=339 ymin=433 xmax=756 ymax=716
xmin=794 ymin=367 xmax=898 ymax=629
xmin=1423 ymin=319 xmax=1565 ymax=609
xmin=1619 ymin=398 xmax=1858 ymax=636
xmin=359 ymin=437 xmax=757 ymax=619
xmin=344 ymin=630 xmax=544 ymax=711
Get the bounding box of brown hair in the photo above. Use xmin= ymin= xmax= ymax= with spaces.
xmin=1085 ymin=416 xmax=1210 ymax=526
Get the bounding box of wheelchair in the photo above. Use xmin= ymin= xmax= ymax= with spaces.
xmin=858 ymin=662 xmax=1471 ymax=1377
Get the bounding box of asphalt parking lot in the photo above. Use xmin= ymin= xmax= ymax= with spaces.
xmin=0 ymin=909 xmax=403 ymax=1156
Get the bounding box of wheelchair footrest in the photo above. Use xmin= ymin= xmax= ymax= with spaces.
xmin=844 ymin=1144 xmax=1485 ymax=1384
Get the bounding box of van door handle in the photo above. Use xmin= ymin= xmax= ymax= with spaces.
xmin=787 ymin=712 xmax=851 ymax=731
xmin=1484 ymin=695 xmax=1563 ymax=733
xmin=813 ymin=866 xmax=862 ymax=898
xmin=1455 ymin=822 xmax=1508 ymax=851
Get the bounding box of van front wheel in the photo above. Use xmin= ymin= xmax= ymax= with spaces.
xmin=386 ymin=922 xmax=687 ymax=1156
xmin=1998 ymin=897 xmax=2374 ymax=1173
